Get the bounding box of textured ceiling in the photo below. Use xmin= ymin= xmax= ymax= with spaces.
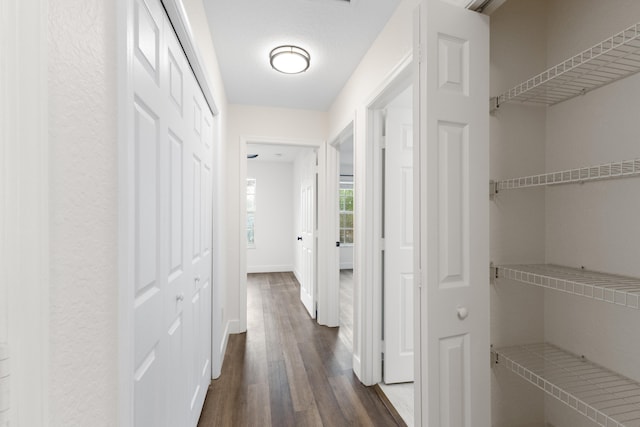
xmin=203 ymin=0 xmax=401 ymax=111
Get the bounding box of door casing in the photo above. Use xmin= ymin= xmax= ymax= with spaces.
xmin=357 ymin=52 xmax=413 ymax=385
xmin=238 ymin=137 xmax=333 ymax=330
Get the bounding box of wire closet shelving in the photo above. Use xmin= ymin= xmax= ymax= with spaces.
xmin=496 ymin=264 xmax=640 ymax=311
xmin=494 ymin=158 xmax=640 ymax=192
xmin=493 ymin=22 xmax=640 ymax=108
xmin=493 ymin=343 xmax=640 ymax=427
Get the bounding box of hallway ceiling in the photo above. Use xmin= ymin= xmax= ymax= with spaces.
xmin=203 ymin=0 xmax=401 ymax=111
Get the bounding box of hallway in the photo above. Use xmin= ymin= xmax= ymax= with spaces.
xmin=198 ymin=272 xmax=403 ymax=426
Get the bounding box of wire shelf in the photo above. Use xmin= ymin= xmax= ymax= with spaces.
xmin=494 ymin=22 xmax=640 ymax=107
xmin=493 ymin=343 xmax=640 ymax=427
xmin=497 ymin=264 xmax=640 ymax=310
xmin=495 ymin=158 xmax=640 ymax=191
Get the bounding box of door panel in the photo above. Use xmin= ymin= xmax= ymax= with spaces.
xmin=131 ymin=0 xmax=213 ymax=424
xmin=300 ymin=151 xmax=316 ymax=318
xmin=384 ymin=106 xmax=414 ymax=384
xmin=132 ymin=0 xmax=165 ymax=424
xmin=416 ymin=1 xmax=490 ymax=425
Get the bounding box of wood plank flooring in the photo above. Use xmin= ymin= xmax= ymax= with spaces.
xmin=338 ymin=269 xmax=353 ymax=353
xmin=198 ymin=272 xmax=401 ymax=427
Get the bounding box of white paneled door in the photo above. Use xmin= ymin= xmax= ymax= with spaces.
xmin=130 ymin=0 xmax=213 ymax=425
xmin=384 ymin=106 xmax=414 ymax=384
xmin=299 ymin=151 xmax=317 ymax=318
xmin=416 ymin=1 xmax=490 ymax=426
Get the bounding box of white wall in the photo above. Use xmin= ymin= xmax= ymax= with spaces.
xmin=246 ymin=161 xmax=294 ymax=273
xmin=226 ymin=105 xmax=327 ymax=332
xmin=340 ymin=247 xmax=353 ymax=270
xmin=49 ymin=1 xmax=118 ymax=425
xmin=489 ymin=1 xmax=548 ymax=425
xmin=542 ymin=1 xmax=640 ymax=426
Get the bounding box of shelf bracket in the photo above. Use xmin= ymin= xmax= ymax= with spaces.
xmin=490 ymin=262 xmax=498 ymax=284
xmin=489 ymin=180 xmax=498 ymax=200
xmin=489 ymin=96 xmax=499 ymax=113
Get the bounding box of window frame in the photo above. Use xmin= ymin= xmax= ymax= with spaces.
xmin=246 ymin=177 xmax=256 ymax=248
xmin=338 ymin=181 xmax=354 ymax=246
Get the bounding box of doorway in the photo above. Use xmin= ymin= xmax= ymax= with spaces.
xmin=377 ymin=84 xmax=414 ymax=426
xmin=240 ymin=139 xmax=327 ymax=327
xmin=335 ymin=128 xmax=355 ymax=352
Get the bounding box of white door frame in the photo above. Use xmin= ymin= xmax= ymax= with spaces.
xmin=118 ymin=0 xmax=221 ymax=425
xmin=356 ymin=52 xmax=413 ymax=385
xmin=0 ymin=1 xmax=49 ymax=425
xmin=239 ymin=137 xmax=332 ymax=329
xmin=326 ymin=122 xmax=355 ymax=329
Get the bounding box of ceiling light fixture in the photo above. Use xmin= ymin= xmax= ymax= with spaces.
xmin=269 ymin=45 xmax=310 ymax=74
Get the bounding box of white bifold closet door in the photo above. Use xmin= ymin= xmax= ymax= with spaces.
xmin=130 ymin=0 xmax=213 ymax=425
xmin=416 ymin=0 xmax=490 ymax=425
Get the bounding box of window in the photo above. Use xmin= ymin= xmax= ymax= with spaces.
xmin=339 ymin=184 xmax=354 ymax=245
xmin=246 ymin=178 xmax=256 ymax=247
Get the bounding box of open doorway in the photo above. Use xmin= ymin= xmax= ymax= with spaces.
xmin=244 ymin=142 xmax=318 ymax=319
xmin=376 ymin=84 xmax=414 ymax=425
xmin=336 ymin=129 xmax=354 ymax=352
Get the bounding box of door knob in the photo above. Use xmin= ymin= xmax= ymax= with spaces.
xmin=457 ymin=307 xmax=469 ymax=320
xmin=297 ymin=236 xmax=302 ymax=241
xmin=176 ymin=294 xmax=184 ymax=302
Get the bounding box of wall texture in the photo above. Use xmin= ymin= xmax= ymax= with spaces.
xmin=48 ymin=0 xmax=118 ymax=425
xmin=246 ymin=161 xmax=295 ymax=273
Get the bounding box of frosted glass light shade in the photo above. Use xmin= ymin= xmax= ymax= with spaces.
xmin=269 ymin=45 xmax=310 ymax=74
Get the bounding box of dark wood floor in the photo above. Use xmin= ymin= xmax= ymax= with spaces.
xmin=198 ymin=272 xmax=401 ymax=427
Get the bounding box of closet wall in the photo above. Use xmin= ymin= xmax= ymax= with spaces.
xmin=490 ymin=1 xmax=640 ymax=426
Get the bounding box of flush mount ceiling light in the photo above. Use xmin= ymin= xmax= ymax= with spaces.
xmin=269 ymin=45 xmax=310 ymax=74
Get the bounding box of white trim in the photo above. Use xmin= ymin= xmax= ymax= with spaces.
xmin=247 ymin=265 xmax=295 ymax=274
xmin=356 ymin=51 xmax=413 ymax=386
xmin=326 ymin=122 xmax=355 ymax=329
xmin=1 ymin=1 xmax=49 ymax=425
xmin=117 ymin=0 xmax=135 ymax=424
xmin=161 ymin=0 xmax=219 ymax=116
xmin=118 ymin=0 xmax=222 ymax=424
xmin=226 ymin=319 xmax=243 ymax=335
xmin=239 ymin=136 xmax=328 ymax=330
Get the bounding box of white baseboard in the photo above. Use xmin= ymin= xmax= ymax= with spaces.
xmin=246 ymin=264 xmax=293 ymax=274
xmin=294 ymin=269 xmax=302 ymax=283
xmin=353 ymin=354 xmax=362 ymax=383
xmin=227 ymin=319 xmax=243 ymax=334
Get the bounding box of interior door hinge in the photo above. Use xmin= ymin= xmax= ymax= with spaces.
xmin=379 ymin=238 xmax=385 ymax=250
xmin=416 ymin=269 xmax=422 ymax=288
